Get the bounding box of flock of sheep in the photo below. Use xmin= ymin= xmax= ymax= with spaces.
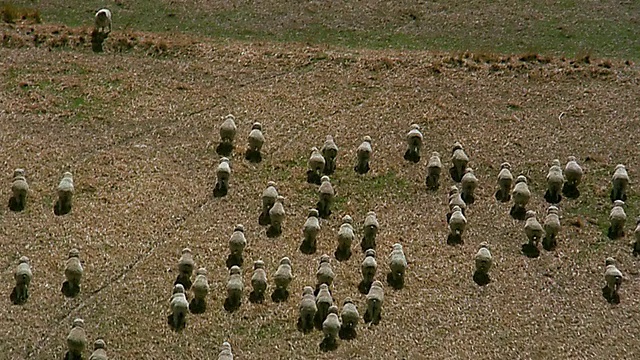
xmin=4 ymin=8 xmax=635 ymax=360
xmin=8 ymin=111 xmax=637 ymax=358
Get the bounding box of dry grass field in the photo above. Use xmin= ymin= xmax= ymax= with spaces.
xmin=1 ymin=2 xmax=640 ymax=360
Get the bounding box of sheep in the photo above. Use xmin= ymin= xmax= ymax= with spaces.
xmin=271 ymin=257 xmax=292 ymax=302
xmin=495 ymin=162 xmax=513 ymax=202
xmin=447 ymin=205 xmax=467 ymax=245
xmin=94 ymin=9 xmax=112 ymax=33
xmin=9 ymin=168 xmax=28 ymax=212
xmin=404 ymin=124 xmax=423 ymax=163
xmin=608 ymin=200 xmax=626 ymax=240
xmin=320 ymin=305 xmax=341 ymax=352
xmin=213 ymin=157 xmax=231 ymax=197
xmin=460 ymin=167 xmax=478 ymax=205
xmin=335 ymin=215 xmax=355 ymax=262
xmin=259 ymin=181 xmax=278 ymax=226
xmin=65 ymin=318 xmax=87 ymax=360
xmin=316 ymin=176 xmax=335 ymax=219
xmin=359 ymin=249 xmax=377 ymax=294
xmin=297 ymin=286 xmax=317 ymax=334
xmin=218 ymin=341 xmax=234 ymax=360
xmin=314 ymin=283 xmax=334 ymax=330
xmin=562 ymin=156 xmax=583 ymax=199
xmin=363 ymin=280 xmax=384 ymax=325
xmin=167 ymin=284 xmax=189 ymax=331
xmin=447 ymin=186 xmax=467 ymax=222
xmin=449 ymin=141 xmax=469 ymax=182
xmin=224 ymin=266 xmax=243 ymax=312
xmin=610 ymin=164 xmax=629 ymax=202
xmin=245 ymin=122 xmax=265 ymax=163
xmin=354 ymin=136 xmax=372 ymax=174
xmin=603 ymin=257 xmax=623 ymax=304
xmin=361 ymin=211 xmax=379 ymax=252
xmin=189 ymin=268 xmax=209 ymax=314
xmin=226 ymin=224 xmax=247 ymax=269
xmin=634 ymin=217 xmax=640 ymax=257
xmin=307 ymin=147 xmax=326 ymax=185
xmin=300 ymin=209 xmax=321 ymax=255
xmin=216 ymin=114 xmax=237 ymax=156
xmin=10 ymin=256 xmax=32 ymax=305
xmin=544 ymin=159 xmax=564 ymax=204
xmin=543 ymin=206 xmax=561 ymax=251
xmin=315 ymin=254 xmax=335 ymax=296
xmin=425 ymin=151 xmax=442 ymax=191
xmin=523 ymin=210 xmax=544 ymax=257
xmin=55 ymin=171 xmax=74 ymax=216
xmin=267 ymin=196 xmax=285 ymax=238
xmin=174 ymin=248 xmax=194 ymax=290
xmin=510 ymin=175 xmax=530 ymax=220
xmin=321 ymin=135 xmax=339 ymax=175
xmin=387 ymin=243 xmax=407 ymax=289
xmin=61 ymin=248 xmax=83 ymax=298
xmin=89 ymin=339 xmax=107 ymax=360
xmin=339 ymin=297 xmax=360 ymax=340
xmin=473 ymin=242 xmax=492 ymax=286
xmin=249 ymin=260 xmax=268 ymax=304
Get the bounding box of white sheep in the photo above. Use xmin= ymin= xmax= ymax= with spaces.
xmin=359 ymin=249 xmax=377 ymax=294
xmin=259 ymin=181 xmax=278 ymax=226
xmin=190 ymin=268 xmax=209 ymax=314
xmin=55 ymin=171 xmax=74 ymax=216
xmin=425 ymin=151 xmax=442 ymax=190
xmin=603 ymin=257 xmax=623 ymax=304
xmin=473 ymin=242 xmax=492 ymax=286
xmin=94 ymin=9 xmax=112 ymax=33
xmin=387 ymin=243 xmax=407 ymax=289
xmin=543 ymin=206 xmax=561 ymax=251
xmin=460 ymin=167 xmax=478 ymax=204
xmin=300 ymin=209 xmax=321 ymax=255
xmin=213 ymin=157 xmax=231 ymax=197
xmin=249 ymin=260 xmax=267 ymax=304
xmin=354 ymin=136 xmax=373 ymax=174
xmin=271 ymin=257 xmax=293 ymax=302
xmin=611 ymin=164 xmax=629 ymax=202
xmin=168 ymin=284 xmax=189 ymax=331
xmin=404 ymin=124 xmax=423 ymax=163
xmin=545 ymin=159 xmax=564 ymax=204
xmin=62 ymin=248 xmax=83 ymax=298
xmin=495 ymin=162 xmax=513 ymax=202
xmin=9 ymin=168 xmax=28 ymax=212
xmin=562 ymin=156 xmax=583 ymax=199
xmin=510 ymin=175 xmax=530 ymax=220
xmin=608 ymin=200 xmax=626 ymax=240
xmin=449 ymin=141 xmax=469 ymax=182
xmin=66 ymin=318 xmax=88 ymax=359
xmin=11 ymin=256 xmax=32 ymax=305
xmin=297 ymin=286 xmax=317 ymax=334
xmin=226 ymin=224 xmax=247 ymax=269
xmin=321 ymin=135 xmax=339 ymax=175
xmin=245 ymin=122 xmax=265 ymax=163
xmin=217 ymin=114 xmax=237 ymax=156
xmin=361 ymin=211 xmax=379 ymax=252
xmin=335 ymin=215 xmax=355 ymax=261
xmin=448 ymin=205 xmax=467 ymax=245
xmin=307 ymin=147 xmax=326 ymax=184
xmin=89 ymin=339 xmax=108 ymax=360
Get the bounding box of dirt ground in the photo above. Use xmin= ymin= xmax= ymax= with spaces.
xmin=0 ymin=24 xmax=639 ymax=359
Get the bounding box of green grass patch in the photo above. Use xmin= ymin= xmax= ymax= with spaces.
xmin=9 ymin=0 xmax=640 ymax=60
